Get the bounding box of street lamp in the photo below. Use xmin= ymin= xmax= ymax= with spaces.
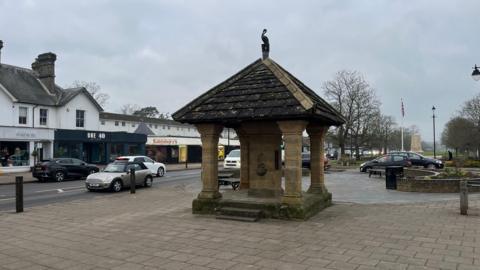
xmin=432 ymin=106 xmax=436 ymax=159
xmin=472 ymin=65 xmax=480 ymax=81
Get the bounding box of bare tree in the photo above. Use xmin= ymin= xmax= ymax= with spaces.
xmin=462 ymin=94 xmax=480 ymax=125
xmin=120 ymin=104 xmax=140 ymax=115
xmin=442 ymin=117 xmax=477 ymax=156
xmin=323 ymin=70 xmax=381 ymax=159
xmin=68 ymin=81 xmax=110 ymax=107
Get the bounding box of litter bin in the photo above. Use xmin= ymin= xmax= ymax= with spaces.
xmin=385 ymin=166 xmax=403 ymax=190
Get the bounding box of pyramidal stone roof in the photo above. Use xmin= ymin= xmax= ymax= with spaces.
xmin=173 ymin=58 xmax=345 ymax=126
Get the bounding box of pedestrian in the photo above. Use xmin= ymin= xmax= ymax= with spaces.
xmin=448 ymin=150 xmax=453 ymax=161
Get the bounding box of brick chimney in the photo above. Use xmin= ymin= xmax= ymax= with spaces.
xmin=0 ymin=40 xmax=3 ymax=63
xmin=32 ymin=52 xmax=57 ymax=94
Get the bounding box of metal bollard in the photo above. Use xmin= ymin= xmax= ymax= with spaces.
xmin=460 ymin=180 xmax=468 ymax=215
xmin=15 ymin=176 xmax=23 ymax=213
xmin=130 ymin=168 xmax=136 ymax=194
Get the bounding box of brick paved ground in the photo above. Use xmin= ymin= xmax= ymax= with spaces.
xmin=1 ymin=178 xmax=480 ymax=270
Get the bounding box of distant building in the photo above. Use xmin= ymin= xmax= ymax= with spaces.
xmin=99 ymin=112 xmax=239 ymax=163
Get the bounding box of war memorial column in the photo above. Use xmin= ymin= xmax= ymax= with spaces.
xmin=196 ymin=123 xmax=223 ymax=199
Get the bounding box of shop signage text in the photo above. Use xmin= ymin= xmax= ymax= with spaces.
xmin=152 ymin=138 xmax=178 ymax=145
xmin=87 ymin=132 xmax=106 ymax=140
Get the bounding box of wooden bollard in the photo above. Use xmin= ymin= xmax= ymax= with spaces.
xmin=460 ymin=180 xmax=468 ymax=215
xmin=130 ymin=168 xmax=136 ymax=194
xmin=15 ymin=176 xmax=23 ymax=213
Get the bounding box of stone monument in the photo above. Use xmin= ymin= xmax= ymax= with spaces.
xmin=410 ymin=133 xmax=423 ymax=153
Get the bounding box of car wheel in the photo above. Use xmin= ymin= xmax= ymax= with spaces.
xmin=54 ymin=171 xmax=65 ymax=182
xmin=426 ymin=164 xmax=436 ymax=169
xmin=111 ymin=180 xmax=123 ymax=192
xmin=144 ymin=176 xmax=153 ymax=188
xmin=157 ymin=167 xmax=165 ymax=177
xmin=362 ymin=166 xmax=371 ymax=173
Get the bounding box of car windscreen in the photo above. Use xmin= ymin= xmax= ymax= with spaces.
xmin=227 ymin=150 xmax=240 ymax=158
xmin=103 ymin=163 xmax=126 ymax=172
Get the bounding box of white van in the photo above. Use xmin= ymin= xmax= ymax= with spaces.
xmin=223 ymin=149 xmax=240 ymax=169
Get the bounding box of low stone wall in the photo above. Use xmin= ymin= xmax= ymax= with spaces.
xmin=397 ymin=178 xmax=480 ymax=193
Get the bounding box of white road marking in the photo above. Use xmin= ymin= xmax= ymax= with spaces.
xmin=35 ymin=186 xmax=84 ymax=193
xmin=57 ymin=189 xmax=64 ymax=193
xmin=0 ymin=197 xmax=14 ymax=202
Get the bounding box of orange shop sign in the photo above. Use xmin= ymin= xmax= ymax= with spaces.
xmin=152 ymin=138 xmax=178 ymax=145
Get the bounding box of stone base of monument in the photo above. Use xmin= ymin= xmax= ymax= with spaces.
xmin=192 ymin=190 xmax=332 ymax=221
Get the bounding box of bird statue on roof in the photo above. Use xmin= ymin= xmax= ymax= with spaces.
xmin=261 ymin=29 xmax=269 ymax=59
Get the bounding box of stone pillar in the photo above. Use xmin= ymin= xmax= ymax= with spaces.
xmin=277 ymin=120 xmax=308 ymax=204
xmin=235 ymin=128 xmax=250 ymax=189
xmin=196 ymin=123 xmax=223 ymax=199
xmin=306 ymin=124 xmax=328 ymax=194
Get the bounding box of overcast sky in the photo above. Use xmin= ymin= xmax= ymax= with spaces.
xmin=1 ymin=0 xmax=479 ymax=141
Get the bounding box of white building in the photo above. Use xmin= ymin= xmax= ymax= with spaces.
xmin=0 ymin=50 xmax=118 ymax=172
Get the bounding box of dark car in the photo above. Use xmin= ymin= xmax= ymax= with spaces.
xmin=360 ymin=154 xmax=412 ymax=172
xmin=301 ymin=152 xmax=329 ymax=169
xmin=33 ymin=158 xmax=99 ymax=182
xmin=389 ymin=151 xmax=444 ymax=169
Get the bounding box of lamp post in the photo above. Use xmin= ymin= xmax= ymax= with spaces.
xmin=432 ymin=106 xmax=436 ymax=159
xmin=472 ymin=65 xmax=480 ymax=81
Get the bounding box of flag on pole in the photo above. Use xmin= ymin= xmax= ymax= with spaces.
xmin=401 ymin=99 xmax=405 ymax=118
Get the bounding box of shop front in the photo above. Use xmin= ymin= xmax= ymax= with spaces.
xmin=146 ymin=136 xmax=239 ymax=164
xmin=0 ymin=127 xmax=54 ymax=173
xmin=54 ymin=130 xmax=147 ymax=164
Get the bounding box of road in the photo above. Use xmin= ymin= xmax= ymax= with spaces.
xmin=0 ymin=169 xmax=201 ymax=212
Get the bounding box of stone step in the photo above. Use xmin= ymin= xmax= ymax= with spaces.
xmin=215 ymin=207 xmax=264 ymax=222
xmin=215 ymin=215 xmax=259 ymax=222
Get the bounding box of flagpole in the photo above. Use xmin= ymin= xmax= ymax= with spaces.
xmin=401 ymin=117 xmax=404 ymax=151
xmin=401 ymin=98 xmax=404 ymax=151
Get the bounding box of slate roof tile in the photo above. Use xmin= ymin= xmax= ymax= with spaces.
xmin=173 ymin=58 xmax=345 ymax=126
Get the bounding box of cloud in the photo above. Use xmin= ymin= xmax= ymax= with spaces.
xmin=1 ymin=0 xmax=479 ymax=141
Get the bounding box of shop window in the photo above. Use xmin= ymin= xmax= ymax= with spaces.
xmin=115 ymin=121 xmax=119 ymax=126
xmin=109 ymin=143 xmax=124 ymax=162
xmin=122 ymin=122 xmax=126 ymax=127
xmin=19 ymin=107 xmax=27 ymax=125
xmin=76 ymin=110 xmax=85 ymax=128
xmin=0 ymin=141 xmax=30 ymax=167
xmin=54 ymin=142 xmax=82 ymax=159
xmin=39 ymin=108 xmax=48 ymax=126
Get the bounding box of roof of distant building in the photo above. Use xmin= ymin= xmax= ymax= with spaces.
xmin=133 ymin=122 xmax=155 ymax=135
xmin=0 ymin=63 xmax=103 ymax=110
xmin=100 ymin=112 xmax=192 ymax=127
xmin=172 ymin=58 xmax=345 ymax=126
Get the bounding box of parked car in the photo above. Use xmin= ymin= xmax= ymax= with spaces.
xmin=301 ymin=152 xmax=330 ymax=169
xmin=116 ymin=156 xmax=166 ymax=177
xmin=32 ymin=158 xmax=99 ymax=182
xmin=224 ymin=149 xmax=241 ymax=169
xmin=360 ymin=154 xmax=412 ymax=172
xmin=389 ymin=151 xmax=444 ymax=169
xmin=86 ymin=161 xmax=153 ymax=192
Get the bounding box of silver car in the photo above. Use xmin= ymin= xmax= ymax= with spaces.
xmin=86 ymin=161 xmax=153 ymax=192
